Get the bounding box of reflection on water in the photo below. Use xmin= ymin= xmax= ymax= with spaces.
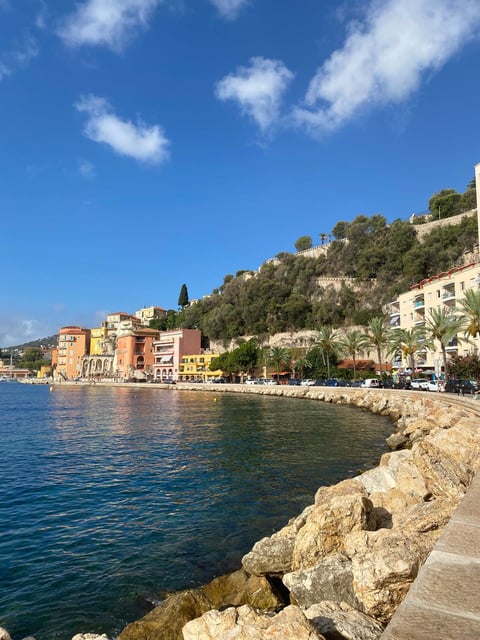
xmin=0 ymin=384 xmax=392 ymax=640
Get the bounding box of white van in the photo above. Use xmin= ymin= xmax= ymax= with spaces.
xmin=361 ymin=378 xmax=381 ymax=388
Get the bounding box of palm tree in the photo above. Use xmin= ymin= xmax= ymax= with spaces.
xmin=293 ymin=355 xmax=311 ymax=380
xmin=337 ymin=329 xmax=369 ymax=381
xmin=362 ymin=317 xmax=392 ymax=379
xmin=391 ymin=327 xmax=431 ymax=374
xmin=459 ymin=289 xmax=480 ymax=338
xmin=269 ymin=347 xmax=291 ymax=381
xmin=316 ymin=326 xmax=339 ymax=379
xmin=425 ymin=308 xmax=466 ymax=381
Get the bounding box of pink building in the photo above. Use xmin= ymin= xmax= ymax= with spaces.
xmin=152 ymin=329 xmax=201 ymax=381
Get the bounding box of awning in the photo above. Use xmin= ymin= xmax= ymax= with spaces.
xmin=160 ymin=355 xmax=173 ymax=364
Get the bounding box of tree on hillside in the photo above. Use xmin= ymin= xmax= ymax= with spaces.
xmin=294 ymin=236 xmax=313 ymax=252
xmin=178 ymin=283 xmax=189 ymax=309
xmin=428 ymin=189 xmax=463 ymax=220
xmin=269 ymin=347 xmax=291 ymax=380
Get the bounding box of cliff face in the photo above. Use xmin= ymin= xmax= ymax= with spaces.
xmin=115 ymin=386 xmax=480 ymax=640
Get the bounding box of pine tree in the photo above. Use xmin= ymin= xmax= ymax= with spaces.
xmin=178 ymin=283 xmax=189 ymax=308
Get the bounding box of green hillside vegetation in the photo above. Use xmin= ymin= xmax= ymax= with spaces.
xmin=172 ymin=211 xmax=477 ymax=342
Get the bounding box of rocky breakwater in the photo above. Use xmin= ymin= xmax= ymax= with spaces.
xmin=116 ymin=387 xmax=480 ymax=640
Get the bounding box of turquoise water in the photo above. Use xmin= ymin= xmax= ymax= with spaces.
xmin=0 ymin=384 xmax=392 ymax=639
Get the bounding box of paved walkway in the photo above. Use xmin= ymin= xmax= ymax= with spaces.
xmin=381 ymin=470 xmax=480 ymax=639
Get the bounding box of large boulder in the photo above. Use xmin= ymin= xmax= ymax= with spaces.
xmin=343 ymin=528 xmax=433 ymax=622
xmin=118 ymin=569 xmax=283 ymax=640
xmin=283 ymin=553 xmax=359 ymax=609
xmin=292 ymin=480 xmax=376 ymax=571
xmin=182 ymin=604 xmax=324 ymax=640
xmin=304 ymin=601 xmax=385 ymax=640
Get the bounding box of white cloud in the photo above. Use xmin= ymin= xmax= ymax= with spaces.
xmin=0 ymin=317 xmax=49 ymax=347
xmin=293 ymin=0 xmax=480 ymax=134
xmin=0 ymin=37 xmax=39 ymax=81
xmin=215 ymin=57 xmax=294 ymax=132
xmin=59 ymin=0 xmax=162 ymax=51
xmin=78 ymin=158 xmax=96 ymax=178
xmin=76 ymin=95 xmax=170 ymax=164
xmin=209 ymin=0 xmax=250 ymax=20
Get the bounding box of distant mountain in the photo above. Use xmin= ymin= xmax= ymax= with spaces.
xmin=2 ymin=335 xmax=58 ymax=352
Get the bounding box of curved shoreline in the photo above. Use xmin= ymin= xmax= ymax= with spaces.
xmin=10 ymin=383 xmax=480 ymax=640
xmin=111 ymin=384 xmax=480 ymax=640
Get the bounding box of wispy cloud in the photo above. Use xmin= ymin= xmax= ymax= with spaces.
xmin=0 ymin=316 xmax=48 ymax=347
xmin=293 ymin=0 xmax=480 ymax=134
xmin=0 ymin=37 xmax=39 ymax=81
xmin=75 ymin=95 xmax=170 ymax=164
xmin=78 ymin=158 xmax=96 ymax=178
xmin=209 ymin=0 xmax=250 ymax=20
xmin=215 ymin=57 xmax=294 ymax=132
xmin=59 ymin=0 xmax=162 ymax=51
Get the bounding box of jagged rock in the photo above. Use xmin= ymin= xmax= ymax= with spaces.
xmin=305 ymin=601 xmax=385 ymax=640
xmin=385 ymin=431 xmax=408 ymax=450
xmin=292 ymin=481 xmax=376 ymax=571
xmin=343 ymin=528 xmax=432 ymax=622
xmin=411 ymin=439 xmax=474 ymax=500
xmin=283 ymin=553 xmax=359 ymax=609
xmin=182 ymin=604 xmax=324 ymax=640
xmin=242 ymin=528 xmax=297 ymax=575
xmin=0 ymin=629 xmax=11 ymax=640
xmin=118 ymin=569 xmax=284 ymax=640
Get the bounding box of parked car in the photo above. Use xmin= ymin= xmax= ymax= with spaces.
xmin=245 ymin=378 xmax=257 ymax=385
xmin=314 ymin=379 xmax=326 ymax=386
xmin=427 ymin=380 xmax=443 ymax=392
xmin=326 ymin=379 xmax=339 ymax=387
xmin=300 ymin=379 xmax=316 ymax=386
xmin=410 ymin=378 xmax=429 ymax=391
xmin=264 ymin=379 xmax=279 ymax=385
xmin=288 ymin=378 xmax=301 ymax=386
xmin=444 ymin=379 xmax=478 ymax=395
xmin=361 ymin=378 xmax=381 ymax=388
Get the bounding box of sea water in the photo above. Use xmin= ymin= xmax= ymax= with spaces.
xmin=0 ymin=383 xmax=392 ymax=640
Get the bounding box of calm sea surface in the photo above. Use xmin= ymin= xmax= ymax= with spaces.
xmin=0 ymin=383 xmax=392 ymax=640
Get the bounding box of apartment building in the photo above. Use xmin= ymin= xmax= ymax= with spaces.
xmin=134 ymin=305 xmax=167 ymax=326
xmin=178 ymin=353 xmax=222 ymax=382
xmin=54 ymin=326 xmax=90 ymax=380
xmin=152 ymin=329 xmax=201 ymax=381
xmin=116 ymin=327 xmax=160 ymax=380
xmin=387 ymin=259 xmax=480 ymax=374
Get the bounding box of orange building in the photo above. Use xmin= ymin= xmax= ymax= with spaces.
xmin=152 ymin=329 xmax=201 ymax=381
xmin=54 ymin=326 xmax=90 ymax=380
xmin=115 ymin=327 xmax=160 ymax=380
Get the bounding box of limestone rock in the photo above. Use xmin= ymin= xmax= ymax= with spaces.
xmin=292 ymin=481 xmax=376 ymax=570
xmin=343 ymin=528 xmax=431 ymax=622
xmin=283 ymin=553 xmax=359 ymax=609
xmin=118 ymin=569 xmax=284 ymax=640
xmin=0 ymin=629 xmax=11 ymax=640
xmin=242 ymin=528 xmax=296 ymax=576
xmin=305 ymin=601 xmax=385 ymax=640
xmin=182 ymin=604 xmax=324 ymax=640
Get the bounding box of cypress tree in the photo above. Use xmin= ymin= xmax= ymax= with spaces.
xmin=178 ymin=283 xmax=189 ymax=308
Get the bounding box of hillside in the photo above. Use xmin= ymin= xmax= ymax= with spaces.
xmin=178 ymin=211 xmax=478 ymax=344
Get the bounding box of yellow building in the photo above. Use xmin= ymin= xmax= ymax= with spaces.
xmin=178 ymin=353 xmax=222 ymax=382
xmin=90 ymin=327 xmax=109 ymax=355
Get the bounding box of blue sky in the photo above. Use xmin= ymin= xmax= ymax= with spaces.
xmin=2 ymin=0 xmax=480 ymax=346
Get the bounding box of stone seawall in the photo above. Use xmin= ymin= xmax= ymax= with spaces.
xmin=116 ymin=385 xmax=480 ymax=640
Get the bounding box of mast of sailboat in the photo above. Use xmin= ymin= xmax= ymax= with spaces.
xmin=10 ymin=349 xmax=13 ymax=379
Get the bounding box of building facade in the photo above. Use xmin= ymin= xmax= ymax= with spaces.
xmin=54 ymin=326 xmax=90 ymax=380
xmin=387 ymin=258 xmax=480 ymax=374
xmin=152 ymin=329 xmax=201 ymax=381
xmin=115 ymin=328 xmax=160 ymax=380
xmin=134 ymin=306 xmax=167 ymax=326
xmin=177 ymin=353 xmax=222 ymax=382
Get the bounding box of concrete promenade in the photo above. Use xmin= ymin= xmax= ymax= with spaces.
xmin=381 ymin=469 xmax=480 ymax=639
